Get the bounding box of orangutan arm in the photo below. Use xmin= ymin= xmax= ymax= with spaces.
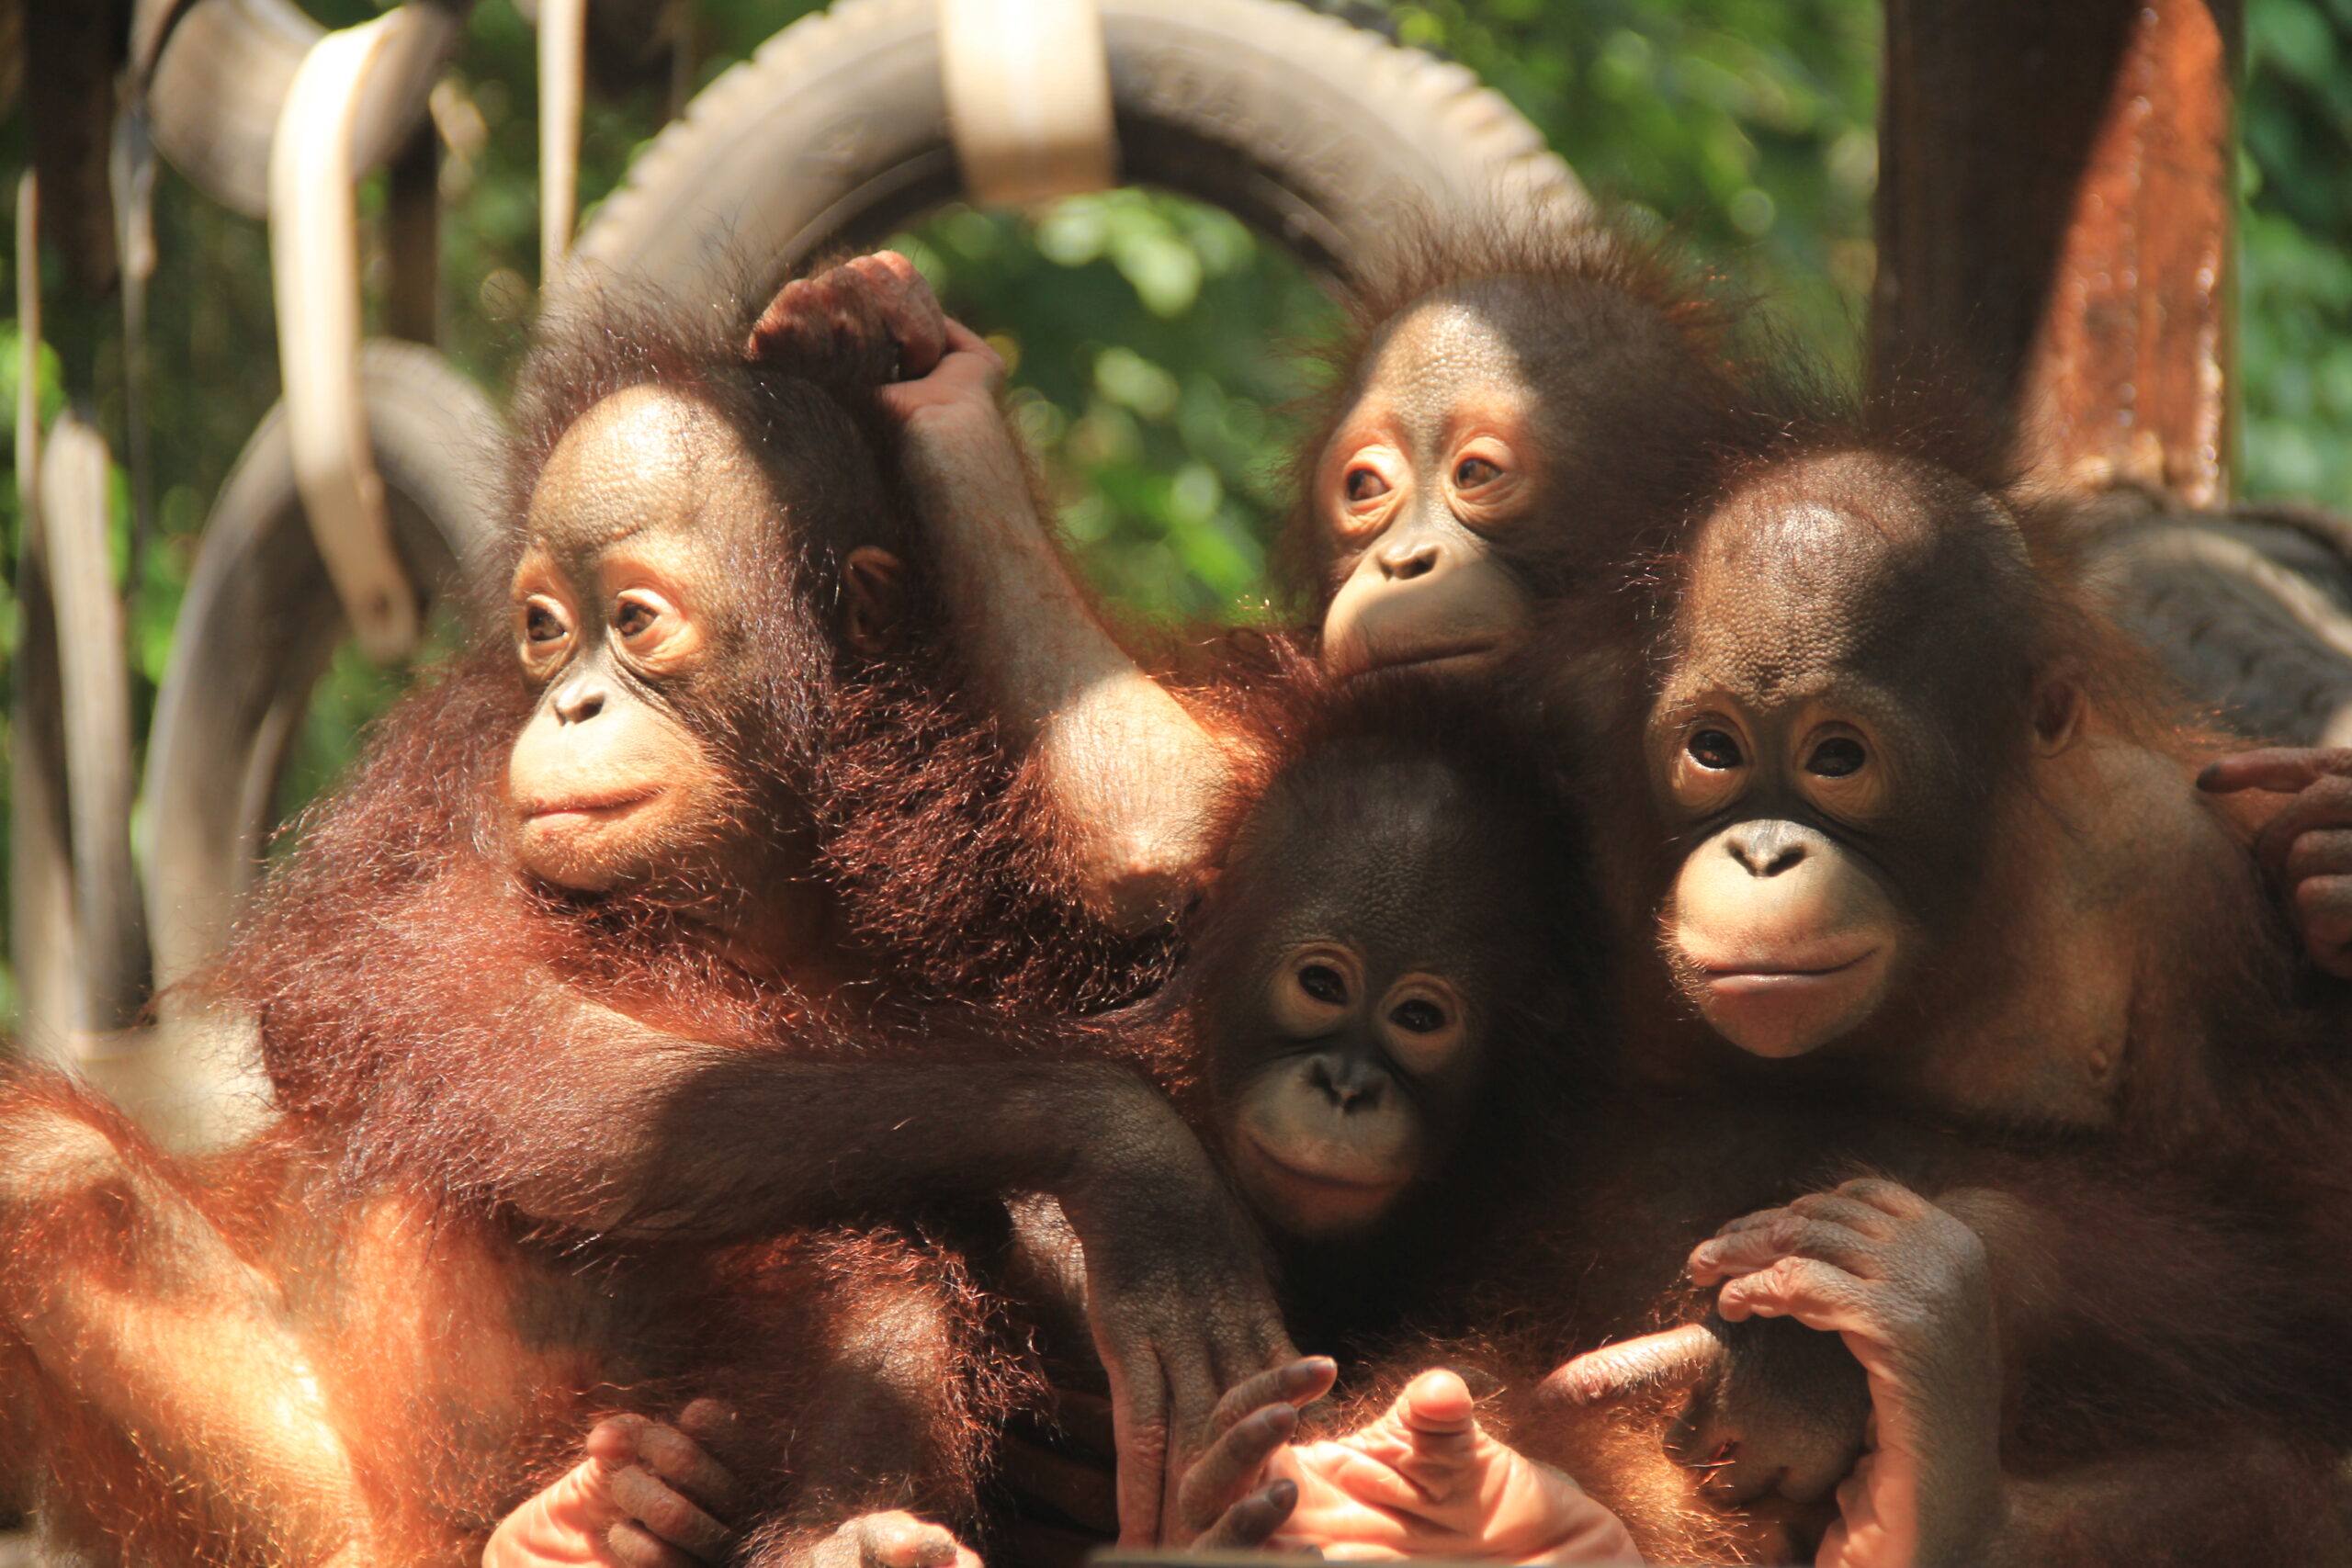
xmin=435 ymin=981 xmax=1290 ymax=1545
xmin=775 ymin=253 xmax=1229 ymax=933
xmin=503 ymin=991 xmax=1214 ymax=1247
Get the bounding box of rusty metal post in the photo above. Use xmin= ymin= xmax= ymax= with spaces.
xmin=1871 ymin=0 xmax=2241 ymax=506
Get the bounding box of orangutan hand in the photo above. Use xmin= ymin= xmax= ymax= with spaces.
xmin=1170 ymin=1356 xmax=1339 ymax=1549
xmin=484 ymin=1403 xmax=741 ymax=1568
xmin=1689 ymin=1179 xmax=2005 ymax=1568
xmin=744 ymin=251 xmax=949 ymax=390
xmin=865 ymin=290 xmax=1026 ymax=561
xmin=1260 ymin=1369 xmax=1638 ymax=1564
xmin=2200 ymin=748 xmax=2352 ymax=977
xmin=805 ymin=1511 xmax=983 ymax=1568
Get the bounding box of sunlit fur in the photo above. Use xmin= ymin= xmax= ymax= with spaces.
xmin=0 ymin=272 xmax=1146 ymax=1568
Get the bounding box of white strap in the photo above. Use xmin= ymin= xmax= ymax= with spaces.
xmin=17 ymin=170 xmax=39 ymax=508
xmin=42 ymin=414 xmax=147 ymax=1046
xmin=939 ymin=0 xmax=1119 ymax=206
xmin=538 ymin=0 xmax=587 ymax=288
xmin=268 ymin=10 xmax=424 ymax=662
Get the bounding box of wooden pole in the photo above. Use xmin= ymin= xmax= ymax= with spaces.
xmin=1871 ymin=0 xmax=2240 ymax=506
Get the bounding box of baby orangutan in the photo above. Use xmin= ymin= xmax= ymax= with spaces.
xmin=792 ymin=223 xmax=1768 ymax=934
xmin=0 ymin=260 xmax=1288 ymax=1568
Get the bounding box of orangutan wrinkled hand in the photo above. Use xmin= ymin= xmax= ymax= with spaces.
xmin=484 ymin=1404 xmax=741 ymax=1568
xmin=2199 ymin=747 xmax=2352 ymax=978
xmin=1690 ymin=1178 xmax=2005 ymax=1568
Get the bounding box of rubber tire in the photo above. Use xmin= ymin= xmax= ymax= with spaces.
xmin=574 ymin=0 xmax=1584 ymax=309
xmin=142 ymin=342 xmax=503 ymax=990
xmin=135 ymin=0 xmax=458 ymax=220
xmin=2081 ymin=499 xmax=2352 ymax=746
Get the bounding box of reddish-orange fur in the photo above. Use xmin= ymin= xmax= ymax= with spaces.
xmin=0 ymin=284 xmax=1159 ymax=1566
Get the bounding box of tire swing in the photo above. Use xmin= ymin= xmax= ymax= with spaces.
xmin=130 ymin=0 xmax=1577 ymax=1139
xmin=152 ymin=0 xmax=1583 ymax=993
xmin=572 ymin=0 xmax=1586 ymax=307
xmin=135 ymin=346 xmax=499 ymax=1138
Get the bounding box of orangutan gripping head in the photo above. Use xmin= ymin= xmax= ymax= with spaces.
xmin=501 ymin=330 xmax=910 ymax=897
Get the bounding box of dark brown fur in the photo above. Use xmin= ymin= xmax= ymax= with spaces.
xmin=1282 ymin=213 xmax=1788 ymax=608
xmin=1474 ymin=409 xmax=2352 ymax=1560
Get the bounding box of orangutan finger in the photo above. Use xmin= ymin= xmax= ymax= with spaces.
xmin=1209 ymin=1357 xmax=1339 ymax=1433
xmin=2293 ymin=877 xmax=2352 ymax=976
xmin=610 ymin=1465 xmax=731 ymax=1560
xmin=2252 ymin=776 xmax=2352 ymax=880
xmin=1109 ymin=1359 xmax=1170 ymax=1548
xmin=1824 ymin=1177 xmax=1935 ymax=1221
xmin=938 ymin=318 xmax=1005 ymax=377
xmin=1712 ymin=1207 xmax=1785 ymax=1238
xmin=1542 ymin=1323 xmax=1723 ymax=1407
xmin=2282 ymin=828 xmax=2352 ymax=889
xmin=2199 ymin=748 xmax=2352 ymax=795
xmin=1716 ymin=1257 xmax=1872 ymax=1334
xmin=608 ymin=1520 xmax=698 ymax=1568
xmin=1193 ymin=1480 xmax=1299 ymax=1551
xmin=1781 ymin=1191 xmax=1903 ymax=1238
xmin=632 ymin=1421 xmax=742 ymax=1519
xmin=673 ymin=1400 xmax=749 ymax=1472
xmin=584 ymin=1414 xmax=648 ymax=1470
xmin=1690 ymin=1220 xmax=1881 ymax=1285
xmin=1176 ymin=1403 xmax=1297 ymax=1538
xmin=845 ymin=254 xmax=946 ymax=379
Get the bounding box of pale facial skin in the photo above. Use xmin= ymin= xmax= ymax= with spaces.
xmin=1649 ymin=458 xmax=2067 ymax=1059
xmin=1317 ymin=299 xmax=1542 ymax=680
xmin=504 ymin=384 xmax=901 ymax=904
xmin=1226 ymin=932 xmax=1478 ymax=1240
xmin=504 ymin=387 xmax=774 ymax=896
xmin=1207 ymin=755 xmax=1503 ymax=1244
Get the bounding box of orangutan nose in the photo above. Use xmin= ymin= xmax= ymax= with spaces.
xmin=1726 ymin=820 xmax=1808 ymax=878
xmin=1309 ymin=1055 xmax=1386 ymax=1112
xmin=553 ymin=677 xmax=607 ymax=725
xmin=1376 ymin=539 xmax=1442 ymax=581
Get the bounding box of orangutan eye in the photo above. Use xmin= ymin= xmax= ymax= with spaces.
xmin=1807 ymin=737 xmax=1867 ymax=778
xmin=1688 ymin=728 xmax=1744 ymax=771
xmin=615 ymin=599 xmax=660 ymax=639
xmin=1453 ymin=457 xmax=1501 ymax=490
xmin=1344 ymin=468 xmax=1389 ymax=504
xmin=1390 ymin=997 xmax=1448 ymax=1034
xmin=524 ymin=602 xmax=567 ymax=644
xmin=1298 ymin=964 xmax=1349 ymax=1005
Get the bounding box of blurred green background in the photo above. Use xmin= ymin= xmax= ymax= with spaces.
xmin=0 ymin=0 xmax=2348 ymax=1016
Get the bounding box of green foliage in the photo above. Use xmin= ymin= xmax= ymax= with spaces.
xmin=343 ymin=0 xmax=1895 ymax=626
xmin=2241 ymin=0 xmax=2352 ymax=509
xmin=0 ymin=0 xmax=2347 ymax=1019
xmin=1379 ymin=0 xmax=1883 ymax=353
xmin=894 ymin=196 xmax=1338 ymax=624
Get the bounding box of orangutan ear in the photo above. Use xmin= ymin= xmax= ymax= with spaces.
xmin=2031 ymin=665 xmax=2086 ymax=757
xmin=842 ymin=546 xmax=909 ymax=656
